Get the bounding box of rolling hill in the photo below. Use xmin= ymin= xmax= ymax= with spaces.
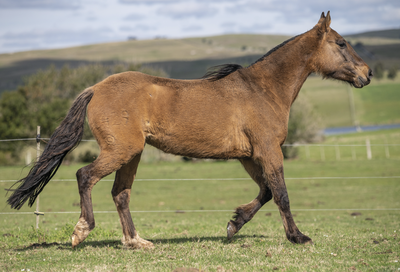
xmin=1 ymin=30 xmax=399 ymax=93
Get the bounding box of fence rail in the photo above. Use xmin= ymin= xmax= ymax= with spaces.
xmin=2 ymin=137 xmax=400 ymax=146
xmin=1 ymin=208 xmax=400 ymax=216
xmin=2 ymin=136 xmax=400 ymax=227
xmin=3 ymin=137 xmax=400 ymax=162
xmin=2 ymin=176 xmax=400 ymax=183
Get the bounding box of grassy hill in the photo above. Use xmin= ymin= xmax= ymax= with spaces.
xmin=0 ymin=34 xmax=290 ymax=92
xmin=1 ymin=30 xmax=400 ymax=92
xmin=347 ymin=28 xmax=400 ymax=39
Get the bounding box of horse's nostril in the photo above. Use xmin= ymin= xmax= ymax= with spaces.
xmin=368 ymin=69 xmax=373 ymax=79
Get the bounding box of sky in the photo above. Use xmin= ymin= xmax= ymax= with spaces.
xmin=0 ymin=0 xmax=399 ymax=54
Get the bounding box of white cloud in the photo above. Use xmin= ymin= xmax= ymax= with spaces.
xmin=157 ymin=1 xmax=218 ymax=19
xmin=123 ymin=13 xmax=146 ymax=21
xmin=182 ymin=25 xmax=203 ymax=32
xmin=0 ymin=27 xmax=120 ymax=52
xmin=120 ymin=0 xmax=180 ymax=4
xmin=0 ymin=0 xmax=80 ymax=9
xmin=0 ymin=0 xmax=399 ymax=53
xmin=120 ymin=24 xmax=157 ymax=32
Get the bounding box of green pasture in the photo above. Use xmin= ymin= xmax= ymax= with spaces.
xmin=1 ymin=130 xmax=400 ymax=271
xmin=300 ymin=74 xmax=400 ymax=128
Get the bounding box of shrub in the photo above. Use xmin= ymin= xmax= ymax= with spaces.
xmin=387 ymin=65 xmax=398 ymax=80
xmin=281 ymin=95 xmax=322 ymax=159
xmin=374 ymin=62 xmax=384 ymax=80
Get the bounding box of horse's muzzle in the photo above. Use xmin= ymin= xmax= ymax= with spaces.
xmin=354 ymin=69 xmax=372 ymax=88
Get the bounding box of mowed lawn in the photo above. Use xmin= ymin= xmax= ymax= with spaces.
xmin=1 ymin=144 xmax=399 ymax=271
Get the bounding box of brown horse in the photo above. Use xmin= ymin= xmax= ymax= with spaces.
xmin=8 ymin=12 xmax=372 ymax=249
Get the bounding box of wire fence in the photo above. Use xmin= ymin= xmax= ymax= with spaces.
xmin=1 ymin=136 xmax=400 ymax=223
xmin=2 ymin=136 xmax=400 ymax=163
xmin=2 ymin=176 xmax=400 ymax=183
xmin=1 ymin=208 xmax=399 ymax=216
xmin=2 ymin=175 xmax=400 ymax=216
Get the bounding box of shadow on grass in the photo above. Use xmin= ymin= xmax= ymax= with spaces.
xmin=15 ymin=234 xmax=270 ymax=251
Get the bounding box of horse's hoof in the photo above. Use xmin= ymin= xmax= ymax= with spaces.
xmin=288 ymin=233 xmax=313 ymax=245
xmin=304 ymin=239 xmax=314 ymax=245
xmin=227 ymin=221 xmax=237 ymax=241
xmin=122 ymin=235 xmax=155 ymax=249
xmin=299 ymin=234 xmax=313 ymax=245
xmin=71 ymin=234 xmax=81 ymax=248
xmin=71 ymin=218 xmax=92 ymax=248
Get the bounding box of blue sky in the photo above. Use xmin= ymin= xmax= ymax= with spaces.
xmin=0 ymin=0 xmax=399 ymax=54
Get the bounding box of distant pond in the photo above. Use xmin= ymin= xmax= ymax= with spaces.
xmin=324 ymin=124 xmax=400 ymax=136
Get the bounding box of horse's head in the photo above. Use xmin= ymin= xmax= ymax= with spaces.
xmin=311 ymin=11 xmax=373 ymax=88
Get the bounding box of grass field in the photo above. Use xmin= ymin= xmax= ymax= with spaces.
xmin=1 ymin=130 xmax=400 ymax=271
xmin=300 ymin=74 xmax=400 ymax=128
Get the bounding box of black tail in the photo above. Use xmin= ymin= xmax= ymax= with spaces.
xmin=7 ymin=88 xmax=94 ymax=209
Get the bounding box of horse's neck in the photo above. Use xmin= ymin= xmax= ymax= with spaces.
xmin=247 ymin=34 xmax=314 ymax=107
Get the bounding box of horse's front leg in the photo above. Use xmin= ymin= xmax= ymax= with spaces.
xmin=227 ymin=158 xmax=273 ymax=240
xmin=262 ymin=146 xmax=313 ymax=244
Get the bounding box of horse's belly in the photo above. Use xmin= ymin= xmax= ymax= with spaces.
xmin=145 ymin=130 xmax=251 ymax=159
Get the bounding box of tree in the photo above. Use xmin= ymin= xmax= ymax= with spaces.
xmin=374 ymin=62 xmax=384 ymax=80
xmin=281 ymin=95 xmax=322 ymax=159
xmin=387 ymin=65 xmax=398 ymax=80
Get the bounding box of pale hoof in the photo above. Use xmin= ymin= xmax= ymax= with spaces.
xmin=71 ymin=233 xmax=82 ymax=248
xmin=227 ymin=221 xmax=237 ymax=241
xmin=71 ymin=218 xmax=92 ymax=248
xmin=122 ymin=234 xmax=154 ymax=249
xmin=304 ymin=239 xmax=314 ymax=245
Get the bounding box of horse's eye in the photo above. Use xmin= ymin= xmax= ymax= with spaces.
xmin=337 ymin=40 xmax=347 ymax=48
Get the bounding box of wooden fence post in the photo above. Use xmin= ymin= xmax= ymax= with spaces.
xmin=366 ymin=138 xmax=372 ymax=160
xmin=34 ymin=126 xmax=44 ymax=228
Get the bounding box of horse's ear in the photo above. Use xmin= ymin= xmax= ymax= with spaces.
xmin=317 ymin=11 xmax=331 ymax=35
xmin=318 ymin=12 xmax=326 ymax=24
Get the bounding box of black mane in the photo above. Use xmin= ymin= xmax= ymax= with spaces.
xmin=202 ymin=35 xmax=300 ymax=81
xmin=201 ymin=64 xmax=243 ymax=81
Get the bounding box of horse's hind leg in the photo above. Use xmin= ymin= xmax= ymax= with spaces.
xmin=71 ymin=152 xmax=116 ymax=247
xmin=71 ymin=149 xmax=135 ymax=248
xmin=112 ymin=153 xmax=154 ymax=249
xmin=227 ymin=158 xmax=273 ymax=240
